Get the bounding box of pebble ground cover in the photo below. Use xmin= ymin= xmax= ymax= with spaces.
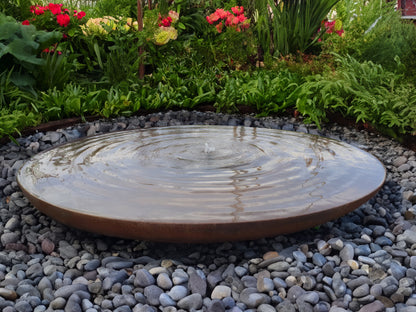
xmin=0 ymin=111 xmax=416 ymax=312
xmin=1 ymin=0 xmax=416 ymax=311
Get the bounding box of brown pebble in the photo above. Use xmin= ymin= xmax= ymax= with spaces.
xmin=0 ymin=288 xmax=17 ymax=300
xmin=41 ymin=238 xmax=55 ymax=254
xmin=375 ymin=296 xmax=394 ymax=308
xmin=404 ymin=210 xmax=415 ymax=220
xmin=161 ymin=259 xmax=173 ymax=268
xmin=28 ymin=243 xmax=37 ymax=254
xmin=299 ymin=244 xmax=309 ymax=254
xmin=263 ymin=251 xmax=279 ymax=260
xmin=5 ymin=243 xmax=27 ymax=252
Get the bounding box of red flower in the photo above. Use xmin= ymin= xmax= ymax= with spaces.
xmin=158 ymin=14 xmax=173 ymax=27
xmin=75 ymin=11 xmax=86 ymax=19
xmin=22 ymin=20 xmax=30 ymax=25
xmin=56 ymin=14 xmax=70 ymax=27
xmin=31 ymin=5 xmax=46 ymax=15
xmin=48 ymin=3 xmax=62 ymax=15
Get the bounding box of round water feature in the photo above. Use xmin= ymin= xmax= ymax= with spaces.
xmin=17 ymin=125 xmax=386 ymax=243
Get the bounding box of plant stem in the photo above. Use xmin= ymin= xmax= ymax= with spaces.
xmin=137 ymin=0 xmax=145 ymax=79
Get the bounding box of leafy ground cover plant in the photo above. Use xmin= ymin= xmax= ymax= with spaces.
xmin=290 ymin=54 xmax=416 ymax=137
xmin=215 ymin=69 xmax=302 ymax=114
xmin=0 ymin=109 xmax=39 ymax=142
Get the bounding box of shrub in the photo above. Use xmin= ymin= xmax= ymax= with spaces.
xmin=326 ymin=0 xmax=416 ymax=80
xmin=0 ymin=0 xmax=32 ymax=21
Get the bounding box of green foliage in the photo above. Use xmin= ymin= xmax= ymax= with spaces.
xmin=290 ymin=54 xmax=416 ymax=136
xmin=0 ymin=13 xmax=61 ymax=92
xmin=98 ymin=25 xmax=142 ymax=85
xmin=0 ymin=69 xmax=34 ymax=110
xmin=209 ymin=26 xmax=256 ymax=68
xmin=0 ymin=109 xmax=39 ymax=141
xmin=93 ymin=0 xmax=136 ymax=18
xmin=254 ymin=0 xmax=340 ymax=56
xmin=327 ymin=0 xmax=416 ymax=80
xmin=215 ymin=70 xmax=302 ymax=114
xmin=0 ymin=0 xmax=32 ymax=20
xmin=99 ymin=86 xmax=140 ymax=118
xmin=67 ymin=17 xmax=143 ymax=85
xmin=358 ymin=15 xmax=416 ymax=80
xmin=253 ymin=0 xmax=271 ymax=58
xmin=36 ymin=51 xmax=76 ymax=90
xmin=136 ymin=59 xmax=219 ymax=111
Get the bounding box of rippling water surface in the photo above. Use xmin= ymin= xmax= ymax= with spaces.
xmin=17 ymin=126 xmax=386 ymax=223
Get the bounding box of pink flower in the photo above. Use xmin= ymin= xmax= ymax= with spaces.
xmin=240 ymin=20 xmax=250 ymax=29
xmin=215 ymin=22 xmax=223 ymax=33
xmin=231 ymin=6 xmax=244 ymax=16
xmin=22 ymin=20 xmax=30 ymax=25
xmin=216 ymin=8 xmax=228 ymax=19
xmin=225 ymin=15 xmax=239 ymax=27
xmin=237 ymin=14 xmax=247 ymax=23
xmin=56 ymin=14 xmax=70 ymax=27
xmin=207 ymin=12 xmax=221 ymax=24
xmin=324 ymin=20 xmax=335 ymax=34
xmin=48 ymin=3 xmax=62 ymax=15
xmin=206 ymin=6 xmax=249 ymax=31
xmin=336 ymin=29 xmax=344 ymax=36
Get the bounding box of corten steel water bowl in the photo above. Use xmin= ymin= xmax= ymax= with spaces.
xmin=17 ymin=125 xmax=386 ymax=243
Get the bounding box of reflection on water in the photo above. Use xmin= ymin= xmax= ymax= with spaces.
xmin=17 ymin=125 xmax=386 ymax=223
